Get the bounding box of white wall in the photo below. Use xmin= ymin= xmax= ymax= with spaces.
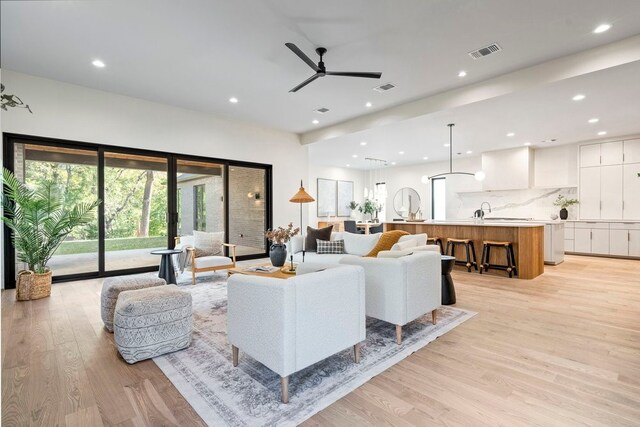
xmin=307 ymin=164 xmax=366 ymax=227
xmin=378 ymin=144 xmax=583 ymax=221
xmin=1 ymin=70 xmax=309 ymax=285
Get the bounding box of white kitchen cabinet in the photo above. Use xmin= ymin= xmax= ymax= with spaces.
xmin=623 ymin=164 xmax=640 ymax=220
xmin=564 ymin=239 xmax=574 ymax=252
xmin=591 ymin=229 xmax=610 ymax=254
xmin=630 ymin=230 xmax=640 ymax=257
xmin=579 ymin=167 xmax=601 ymax=219
xmin=574 ymin=228 xmax=592 ymax=253
xmin=624 ymin=138 xmax=640 ymax=164
xmin=600 ymin=165 xmax=623 ymax=219
xmin=609 ymin=229 xmax=629 ymax=256
xmin=580 ymin=144 xmax=601 ymax=167
xmin=601 ymin=141 xmax=624 ymax=165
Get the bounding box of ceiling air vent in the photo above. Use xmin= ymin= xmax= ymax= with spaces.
xmin=468 ymin=43 xmax=502 ymax=60
xmin=373 ymin=83 xmax=396 ymax=93
xmin=314 ymin=107 xmax=330 ymax=114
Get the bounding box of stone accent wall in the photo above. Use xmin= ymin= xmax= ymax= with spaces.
xmin=229 ymin=167 xmax=266 ymax=252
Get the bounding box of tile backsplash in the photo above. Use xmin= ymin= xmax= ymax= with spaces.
xmin=451 ymin=187 xmax=578 ymax=220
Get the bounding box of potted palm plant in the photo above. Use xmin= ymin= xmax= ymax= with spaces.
xmin=1 ymin=168 xmax=100 ymax=300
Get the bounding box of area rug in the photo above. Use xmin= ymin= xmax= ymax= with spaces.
xmin=154 ymin=277 xmax=476 ymax=426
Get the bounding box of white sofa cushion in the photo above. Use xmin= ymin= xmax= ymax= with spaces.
xmin=342 ymin=232 xmax=381 ymax=256
xmin=391 ymin=239 xmax=417 ymax=251
xmin=398 ymin=233 xmax=427 ymax=247
xmin=292 ymin=252 xmax=345 ymax=264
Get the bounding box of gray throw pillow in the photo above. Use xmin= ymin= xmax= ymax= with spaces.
xmin=317 ymin=239 xmax=344 ymax=254
xmin=193 ymin=231 xmax=223 ymax=257
xmin=305 ymin=225 xmax=333 ymax=252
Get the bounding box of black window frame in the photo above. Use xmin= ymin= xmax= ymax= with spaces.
xmin=2 ymin=132 xmax=273 ymax=288
xmin=431 ymin=176 xmax=446 ymax=220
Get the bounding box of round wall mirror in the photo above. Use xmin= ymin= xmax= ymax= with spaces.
xmin=393 ymin=187 xmax=421 ymax=218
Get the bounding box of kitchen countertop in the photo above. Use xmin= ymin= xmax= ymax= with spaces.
xmin=389 ymin=220 xmax=545 ymax=228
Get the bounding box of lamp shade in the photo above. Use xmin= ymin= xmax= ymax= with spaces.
xmin=289 ymin=180 xmax=315 ymax=204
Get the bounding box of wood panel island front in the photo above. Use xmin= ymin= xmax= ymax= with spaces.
xmin=385 ymin=221 xmax=545 ymax=279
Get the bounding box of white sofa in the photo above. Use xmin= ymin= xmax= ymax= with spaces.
xmin=227 ymin=263 xmax=366 ymax=403
xmin=340 ymin=251 xmax=441 ymax=344
xmin=288 ymin=232 xmax=438 ymax=263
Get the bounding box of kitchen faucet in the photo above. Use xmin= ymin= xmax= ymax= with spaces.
xmin=480 ymin=201 xmax=492 ymax=218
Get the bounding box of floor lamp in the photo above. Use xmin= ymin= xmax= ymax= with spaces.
xmin=289 ymin=180 xmax=315 ymax=262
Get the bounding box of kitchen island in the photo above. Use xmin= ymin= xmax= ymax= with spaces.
xmin=385 ymin=221 xmax=545 ymax=279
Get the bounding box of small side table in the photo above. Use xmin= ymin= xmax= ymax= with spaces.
xmin=151 ymin=249 xmax=182 ymax=285
xmin=441 ymin=255 xmax=456 ymax=305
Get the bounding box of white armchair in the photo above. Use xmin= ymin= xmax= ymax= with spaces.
xmin=174 ymin=235 xmax=236 ymax=284
xmin=340 ymin=251 xmax=441 ymax=345
xmin=227 ymin=264 xmax=366 ymax=403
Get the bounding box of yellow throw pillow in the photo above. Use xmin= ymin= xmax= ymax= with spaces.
xmin=365 ymin=230 xmax=410 ymax=257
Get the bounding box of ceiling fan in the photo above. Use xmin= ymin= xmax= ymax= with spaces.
xmin=285 ymin=43 xmax=382 ymax=92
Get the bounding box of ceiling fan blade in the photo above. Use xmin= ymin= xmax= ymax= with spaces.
xmin=285 ymin=43 xmax=320 ymax=72
xmin=326 ymin=71 xmax=382 ymax=79
xmin=289 ymin=73 xmax=322 ymax=92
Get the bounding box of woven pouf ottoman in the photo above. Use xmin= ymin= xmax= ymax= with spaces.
xmin=101 ymin=275 xmax=166 ymax=332
xmin=114 ymin=285 xmax=192 ymax=364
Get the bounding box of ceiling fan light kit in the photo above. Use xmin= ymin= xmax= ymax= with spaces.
xmin=285 ymin=43 xmax=382 ymax=92
xmin=428 ymin=124 xmax=485 ymax=181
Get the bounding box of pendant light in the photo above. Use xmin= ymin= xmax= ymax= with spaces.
xmin=426 ymin=124 xmax=485 ymax=181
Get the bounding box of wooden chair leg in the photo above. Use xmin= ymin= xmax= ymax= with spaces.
xmin=395 ymin=325 xmax=402 ymax=345
xmin=232 ymin=345 xmax=239 ymax=367
xmin=280 ymin=376 xmax=289 ymax=404
xmin=354 ymin=343 xmax=361 ymax=363
xmin=191 ymin=269 xmax=196 ymax=285
xmin=432 ymin=309 xmax=437 ymax=325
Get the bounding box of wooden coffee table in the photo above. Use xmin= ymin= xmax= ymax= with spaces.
xmin=227 ymin=262 xmax=296 ymax=280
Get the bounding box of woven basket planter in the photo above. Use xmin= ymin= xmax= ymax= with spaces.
xmin=16 ymin=270 xmax=33 ymax=301
xmin=16 ymin=269 xmax=51 ymax=300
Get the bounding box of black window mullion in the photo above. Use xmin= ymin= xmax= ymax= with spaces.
xmin=98 ymin=147 xmax=106 ymax=274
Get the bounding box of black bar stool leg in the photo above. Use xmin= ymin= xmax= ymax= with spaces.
xmin=509 ymin=244 xmax=518 ymax=276
xmin=470 ymin=241 xmax=478 ymax=271
xmin=464 ymin=243 xmax=472 ymax=272
xmin=480 ymin=244 xmax=487 ymax=274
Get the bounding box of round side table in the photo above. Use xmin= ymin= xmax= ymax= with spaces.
xmin=151 ymin=249 xmax=182 ymax=285
xmin=441 ymin=255 xmax=456 ymax=305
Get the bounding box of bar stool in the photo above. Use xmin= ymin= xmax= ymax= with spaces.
xmin=427 ymin=236 xmax=444 ymax=255
xmin=480 ymin=241 xmax=518 ymax=278
xmin=445 ymin=238 xmax=478 ymax=272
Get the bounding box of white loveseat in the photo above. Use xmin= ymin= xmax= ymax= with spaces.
xmin=227 ymin=263 xmax=366 ymax=403
xmin=340 ymin=251 xmax=441 ymax=344
xmin=288 ymin=232 xmax=438 ymax=263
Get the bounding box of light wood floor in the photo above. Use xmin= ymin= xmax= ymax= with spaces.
xmin=2 ymin=255 xmax=639 ymax=426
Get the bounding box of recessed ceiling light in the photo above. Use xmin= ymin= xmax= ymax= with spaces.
xmin=398 ymin=151 xmax=404 ymax=155
xmin=444 ymin=143 xmax=450 ymax=147
xmin=312 ymin=119 xmax=319 ymax=125
xmin=506 ymin=132 xmax=515 ymax=137
xmin=423 ymin=156 xmax=429 ymax=160
xmin=593 ymin=24 xmax=611 ymax=34
xmin=346 ymin=164 xmax=350 ymax=167
xmin=466 ymin=150 xmax=473 ymax=154
xmin=458 ymin=71 xmax=467 ymax=77
xmin=598 ymin=131 xmax=607 ymax=136
xmin=360 ymin=141 xmax=367 ymax=146
xmin=524 ymin=142 xmax=532 ymax=146
xmin=588 ymin=118 xmax=599 ymax=123
xmin=229 ymin=97 xmax=238 ymax=103
xmin=365 ymin=102 xmax=372 ymax=108
xmin=572 ymin=94 xmax=586 ymax=101
xmin=391 ymin=162 xmax=397 ymax=165
xmin=352 ymin=154 xmax=358 ymax=158
xmin=92 ymin=59 xmax=105 ymax=68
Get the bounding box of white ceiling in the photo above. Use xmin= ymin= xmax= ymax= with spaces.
xmin=308 ymin=60 xmax=640 ymax=168
xmin=3 ymin=0 xmax=640 ymax=133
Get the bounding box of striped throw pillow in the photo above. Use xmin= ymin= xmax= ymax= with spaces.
xmin=316 ymin=239 xmax=345 ymax=254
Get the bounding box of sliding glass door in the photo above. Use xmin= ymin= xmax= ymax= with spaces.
xmin=176 ymin=159 xmax=225 ymax=237
xmin=104 ymin=152 xmax=168 ymax=271
xmin=3 ymin=134 xmax=272 ymax=287
xmin=14 ymin=143 xmax=99 ymax=276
